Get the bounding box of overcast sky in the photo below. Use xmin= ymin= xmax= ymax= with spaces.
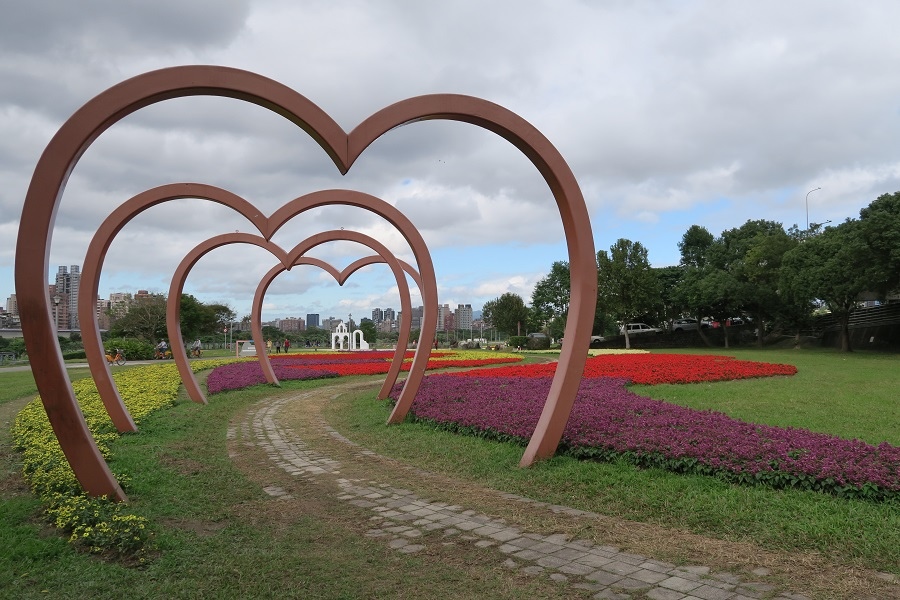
xmin=3 ymin=1 xmax=900 ymax=326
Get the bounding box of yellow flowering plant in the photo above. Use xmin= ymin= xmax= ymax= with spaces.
xmin=12 ymin=358 xmax=236 ymax=558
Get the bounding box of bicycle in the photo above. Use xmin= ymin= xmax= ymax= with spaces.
xmin=191 ymin=347 xmax=202 ymax=358
xmin=105 ymin=348 xmax=126 ymax=366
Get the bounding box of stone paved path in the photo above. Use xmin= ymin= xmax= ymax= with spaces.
xmin=229 ymin=389 xmax=892 ymax=600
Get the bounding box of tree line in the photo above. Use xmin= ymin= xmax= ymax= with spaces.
xmin=484 ymin=191 xmax=900 ymax=352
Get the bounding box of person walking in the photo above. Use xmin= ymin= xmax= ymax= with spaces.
xmin=283 ymin=338 xmax=290 ymax=353
xmin=275 ymin=340 xmax=281 ymax=354
xmin=266 ymin=339 xmax=273 ymax=353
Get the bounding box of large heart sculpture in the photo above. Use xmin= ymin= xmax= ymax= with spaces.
xmin=16 ymin=66 xmax=597 ymax=501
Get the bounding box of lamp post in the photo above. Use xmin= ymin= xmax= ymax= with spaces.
xmin=53 ymin=294 xmax=60 ymax=332
xmin=805 ymin=187 xmax=821 ymax=230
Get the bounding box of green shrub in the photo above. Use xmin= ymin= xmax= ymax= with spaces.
xmin=526 ymin=336 xmax=551 ymax=350
xmin=508 ymin=336 xmax=527 ymax=349
xmin=104 ymin=338 xmax=155 ymax=360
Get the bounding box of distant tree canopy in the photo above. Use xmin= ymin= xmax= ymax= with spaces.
xmin=526 ymin=190 xmax=900 ymax=351
xmin=108 ymin=293 xmax=235 ymax=344
xmin=597 ymin=239 xmax=660 ymax=349
xmin=482 ymin=292 xmax=530 ymax=337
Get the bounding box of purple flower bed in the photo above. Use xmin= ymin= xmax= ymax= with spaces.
xmin=392 ymin=375 xmax=900 ymax=501
xmin=207 ymin=360 xmax=338 ymax=394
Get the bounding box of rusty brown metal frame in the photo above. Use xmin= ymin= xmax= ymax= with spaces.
xmin=16 ymin=66 xmax=596 ymax=500
xmin=82 ymin=183 xmax=433 ymax=430
xmin=249 ymin=250 xmax=423 ymax=401
xmin=168 ymin=229 xmax=422 ymax=406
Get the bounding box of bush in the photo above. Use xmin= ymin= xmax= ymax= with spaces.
xmin=526 ymin=336 xmax=551 ymax=350
xmin=62 ymin=349 xmax=87 ymax=360
xmin=508 ymin=336 xmax=527 ymax=349
xmin=104 ymin=338 xmax=155 ymax=360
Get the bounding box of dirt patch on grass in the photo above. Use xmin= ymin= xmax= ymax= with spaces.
xmin=0 ymin=395 xmax=34 ymax=499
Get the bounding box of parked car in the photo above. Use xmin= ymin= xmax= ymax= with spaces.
xmin=620 ymin=323 xmax=662 ymax=335
xmin=558 ymin=335 xmax=604 ymax=348
xmin=671 ymin=318 xmax=699 ymax=332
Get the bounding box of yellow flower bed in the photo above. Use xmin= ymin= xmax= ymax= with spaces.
xmin=13 ymin=357 xmax=236 ymax=557
xmin=426 ymin=349 xmax=521 ymax=362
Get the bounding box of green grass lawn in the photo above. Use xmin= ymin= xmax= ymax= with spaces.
xmin=1 ymin=348 xmax=898 ymax=598
xmin=0 ymin=371 xmax=581 ymax=599
xmin=324 ymin=348 xmax=900 ymax=574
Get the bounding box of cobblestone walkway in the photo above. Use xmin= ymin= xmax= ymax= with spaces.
xmin=228 ymin=389 xmax=888 ymax=600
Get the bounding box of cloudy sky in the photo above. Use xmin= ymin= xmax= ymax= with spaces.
xmin=3 ymin=1 xmax=900 ymax=326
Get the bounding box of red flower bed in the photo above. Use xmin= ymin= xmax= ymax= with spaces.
xmin=449 ymin=353 xmax=796 ymax=384
xmin=285 ymin=357 xmax=519 ymax=377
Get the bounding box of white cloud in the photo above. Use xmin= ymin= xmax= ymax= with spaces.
xmin=5 ymin=0 xmax=900 ymax=320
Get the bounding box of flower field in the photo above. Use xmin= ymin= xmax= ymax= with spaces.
xmin=13 ymin=358 xmax=236 ymax=557
xmin=449 ymin=352 xmax=798 ymax=384
xmin=207 ymin=350 xmax=523 ymax=393
xmin=391 ymin=354 xmax=898 ymax=501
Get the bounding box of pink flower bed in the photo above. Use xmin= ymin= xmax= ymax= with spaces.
xmin=207 ymin=352 xmax=521 ymax=393
xmin=389 ymin=356 xmax=897 ymax=501
xmin=206 ymin=360 xmax=338 ymax=394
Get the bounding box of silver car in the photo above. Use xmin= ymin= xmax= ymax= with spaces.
xmin=619 ymin=323 xmax=662 ymax=335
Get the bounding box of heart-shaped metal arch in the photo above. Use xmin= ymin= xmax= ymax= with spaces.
xmin=168 ymin=229 xmax=422 ymax=408
xmin=249 ymin=252 xmax=423 ymax=401
xmin=16 ymin=66 xmax=596 ymax=501
xmin=80 ymin=183 xmax=435 ymax=435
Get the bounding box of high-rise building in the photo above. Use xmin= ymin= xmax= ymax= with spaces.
xmin=306 ymin=313 xmax=320 ymax=328
xmin=278 ymin=317 xmax=305 ymax=332
xmin=371 ymin=308 xmax=384 ymax=323
xmin=455 ymin=304 xmax=473 ymax=331
xmin=53 ymin=265 xmax=81 ymax=329
xmin=384 ymin=307 xmax=396 ymax=322
xmin=436 ymin=303 xmax=451 ymax=332
xmin=6 ymin=294 xmax=17 ymax=316
xmin=409 ymin=306 xmax=424 ymax=331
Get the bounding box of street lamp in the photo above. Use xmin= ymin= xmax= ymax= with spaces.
xmin=805 ymin=187 xmax=821 ymax=230
xmin=53 ymin=294 xmax=60 ymax=332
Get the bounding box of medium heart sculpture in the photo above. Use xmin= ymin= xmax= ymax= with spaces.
xmin=16 ymin=66 xmax=597 ymax=501
xmin=79 ymin=184 xmax=434 ymax=437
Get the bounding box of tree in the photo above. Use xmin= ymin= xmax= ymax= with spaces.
xmin=108 ymin=293 xmax=168 ymax=342
xmin=482 ymin=292 xmax=530 ymax=337
xmin=359 ymin=320 xmax=377 ymax=344
xmin=531 ymin=261 xmax=571 ymax=329
xmin=859 ymin=191 xmax=900 ymax=295
xmin=678 ymin=225 xmax=715 ymax=268
xmin=654 ymin=265 xmax=685 ymax=329
xmin=179 ymin=294 xmax=216 ymax=341
xmin=597 ymin=239 xmax=660 ymax=349
xmin=780 ymin=220 xmax=878 ymax=351
xmin=719 ymin=220 xmax=797 ymax=346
